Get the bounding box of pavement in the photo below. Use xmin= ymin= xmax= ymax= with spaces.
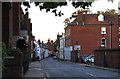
xmin=23 ymin=61 xmax=46 ymax=78
xmin=23 ymin=59 xmax=120 ymax=78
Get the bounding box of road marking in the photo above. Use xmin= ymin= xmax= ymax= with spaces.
xmin=85 ymin=73 xmax=97 ymax=77
xmin=44 ymin=77 xmax=46 ymax=79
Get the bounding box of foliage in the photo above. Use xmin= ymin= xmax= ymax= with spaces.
xmin=22 ymin=0 xmax=115 ymax=16
xmin=23 ymin=2 xmax=67 ymax=16
xmin=22 ymin=1 xmax=94 ymax=16
xmin=97 ymin=9 xmax=117 ymax=15
xmin=0 ymin=42 xmax=8 ymax=74
xmin=71 ymin=2 xmax=92 ymax=9
xmin=63 ymin=9 xmax=90 ymax=26
xmin=64 ymin=18 xmax=70 ymax=26
xmin=1 ymin=42 xmax=8 ymax=60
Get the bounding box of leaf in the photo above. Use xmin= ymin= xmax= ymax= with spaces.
xmin=23 ymin=2 xmax=30 ymax=8
xmin=34 ymin=2 xmax=41 ymax=6
xmin=39 ymin=5 xmax=44 ymax=11
xmin=46 ymin=8 xmax=50 ymax=12
xmin=25 ymin=8 xmax=28 ymax=12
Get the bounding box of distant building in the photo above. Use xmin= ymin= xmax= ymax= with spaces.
xmin=47 ymin=39 xmax=55 ymax=56
xmin=65 ymin=12 xmax=120 ymax=56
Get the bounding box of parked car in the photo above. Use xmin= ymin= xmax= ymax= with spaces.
xmin=82 ymin=55 xmax=94 ymax=64
xmin=53 ymin=56 xmax=57 ymax=60
xmin=88 ymin=56 xmax=94 ymax=63
xmin=81 ymin=55 xmax=88 ymax=63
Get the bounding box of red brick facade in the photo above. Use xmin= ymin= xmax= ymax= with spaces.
xmin=65 ymin=12 xmax=119 ymax=56
xmin=2 ymin=2 xmax=33 ymax=50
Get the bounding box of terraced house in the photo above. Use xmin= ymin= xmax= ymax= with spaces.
xmin=2 ymin=2 xmax=34 ymax=77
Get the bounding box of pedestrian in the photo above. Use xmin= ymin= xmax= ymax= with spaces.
xmin=43 ymin=49 xmax=45 ymax=59
xmin=32 ymin=42 xmax=36 ymax=61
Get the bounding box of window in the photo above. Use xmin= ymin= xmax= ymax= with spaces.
xmin=119 ymin=27 xmax=120 ymax=34
xmin=119 ymin=38 xmax=120 ymax=46
xmin=101 ymin=27 xmax=106 ymax=34
xmin=98 ymin=14 xmax=104 ymax=21
xmin=101 ymin=38 xmax=106 ymax=47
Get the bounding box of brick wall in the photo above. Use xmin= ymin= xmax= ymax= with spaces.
xmin=12 ymin=2 xmax=20 ymax=36
xmin=2 ymin=3 xmax=10 ymax=48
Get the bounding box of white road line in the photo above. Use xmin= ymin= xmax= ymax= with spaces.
xmin=85 ymin=73 xmax=97 ymax=77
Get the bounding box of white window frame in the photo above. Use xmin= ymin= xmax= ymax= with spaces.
xmin=118 ymin=38 xmax=120 ymax=46
xmin=101 ymin=38 xmax=106 ymax=47
xmin=118 ymin=27 xmax=120 ymax=34
xmin=101 ymin=27 xmax=106 ymax=34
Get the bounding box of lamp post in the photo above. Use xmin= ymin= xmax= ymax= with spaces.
xmin=110 ymin=21 xmax=114 ymax=48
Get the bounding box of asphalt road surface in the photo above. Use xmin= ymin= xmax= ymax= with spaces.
xmin=40 ymin=57 xmax=120 ymax=78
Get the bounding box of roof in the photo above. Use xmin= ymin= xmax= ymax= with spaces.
xmin=65 ymin=13 xmax=119 ymax=29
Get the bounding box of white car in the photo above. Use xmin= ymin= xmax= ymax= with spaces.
xmin=84 ymin=55 xmax=94 ymax=63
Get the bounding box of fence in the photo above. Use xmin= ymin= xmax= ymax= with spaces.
xmin=94 ymin=48 xmax=120 ymax=69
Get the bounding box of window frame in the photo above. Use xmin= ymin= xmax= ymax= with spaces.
xmin=118 ymin=27 xmax=120 ymax=34
xmin=118 ymin=38 xmax=120 ymax=47
xmin=101 ymin=27 xmax=106 ymax=34
xmin=101 ymin=37 xmax=106 ymax=47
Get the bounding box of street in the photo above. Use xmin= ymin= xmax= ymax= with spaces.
xmin=39 ymin=57 xmax=119 ymax=78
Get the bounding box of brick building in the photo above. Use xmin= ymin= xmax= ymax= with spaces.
xmin=2 ymin=2 xmax=33 ymax=50
xmin=2 ymin=2 xmax=22 ymax=49
xmin=2 ymin=2 xmax=34 ymax=76
xmin=65 ymin=11 xmax=120 ymax=56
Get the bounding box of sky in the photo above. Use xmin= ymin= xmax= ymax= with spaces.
xmin=21 ymin=0 xmax=119 ymax=43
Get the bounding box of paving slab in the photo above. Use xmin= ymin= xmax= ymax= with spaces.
xmin=23 ymin=61 xmax=46 ymax=78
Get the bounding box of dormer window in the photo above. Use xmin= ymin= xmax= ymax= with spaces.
xmin=98 ymin=14 xmax=104 ymax=21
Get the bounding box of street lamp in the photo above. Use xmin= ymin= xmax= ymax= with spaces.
xmin=110 ymin=21 xmax=114 ymax=48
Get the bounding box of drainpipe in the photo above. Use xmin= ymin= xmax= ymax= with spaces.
xmin=109 ymin=21 xmax=114 ymax=48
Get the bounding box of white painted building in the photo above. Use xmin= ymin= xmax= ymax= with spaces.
xmin=59 ymin=35 xmax=65 ymax=60
xmin=59 ymin=34 xmax=72 ymax=61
